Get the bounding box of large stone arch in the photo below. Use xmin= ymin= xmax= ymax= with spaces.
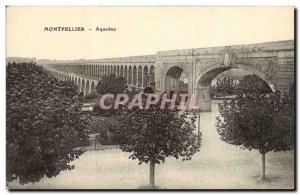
xmin=195 ymin=64 xmax=275 ymax=111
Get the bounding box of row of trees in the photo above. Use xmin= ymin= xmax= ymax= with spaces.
xmin=211 ymin=75 xmax=272 ymax=97
xmin=86 ymin=71 xmax=295 ymax=186
xmin=7 ymin=64 xmax=294 ymax=188
xmin=90 ymin=72 xmax=294 ymax=186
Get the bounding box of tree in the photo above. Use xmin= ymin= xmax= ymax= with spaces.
xmin=95 ymin=74 xmax=127 ymax=96
xmin=235 ymin=74 xmax=272 ymax=94
xmin=6 ymin=62 xmax=89 ymax=184
xmin=114 ymin=98 xmax=200 ymax=188
xmin=216 ymin=89 xmax=294 ymax=180
xmin=211 ymin=76 xmax=236 ymax=97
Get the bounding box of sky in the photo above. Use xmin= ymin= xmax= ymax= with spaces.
xmin=6 ymin=6 xmax=294 ymax=60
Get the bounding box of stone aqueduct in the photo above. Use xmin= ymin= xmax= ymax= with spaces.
xmin=41 ymin=40 xmax=294 ymax=111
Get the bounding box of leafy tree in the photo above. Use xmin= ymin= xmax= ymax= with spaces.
xmin=216 ymin=90 xmax=294 ymax=180
xmin=96 ymin=74 xmax=127 ymax=96
xmin=235 ymin=74 xmax=272 ymax=94
xmin=7 ymin=62 xmax=89 ymax=184
xmin=211 ymin=76 xmax=236 ymax=97
xmin=114 ymin=98 xmax=200 ymax=188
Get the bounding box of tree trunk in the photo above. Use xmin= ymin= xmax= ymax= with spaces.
xmin=149 ymin=160 xmax=155 ymax=188
xmin=261 ymin=153 xmax=266 ymax=180
xmin=197 ymin=112 xmax=201 ymax=145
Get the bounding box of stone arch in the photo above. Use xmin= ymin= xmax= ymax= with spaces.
xmin=92 ymin=65 xmax=95 ymax=76
xmin=85 ymin=80 xmax=90 ymax=96
xmin=165 ymin=66 xmax=186 ymax=96
xmin=95 ymin=65 xmax=97 ymax=78
xmin=109 ymin=65 xmax=113 ymax=75
xmin=81 ymin=79 xmax=85 ymax=95
xmin=195 ymin=64 xmax=275 ymax=111
xmin=117 ymin=66 xmax=120 ymax=76
xmin=92 ymin=65 xmax=95 ymax=77
xmin=91 ymin=81 xmax=95 ymax=93
xmin=133 ymin=66 xmax=137 ymax=86
xmin=98 ymin=65 xmax=101 ymax=78
xmin=98 ymin=66 xmax=101 ymax=77
xmin=120 ymin=66 xmax=124 ymax=78
xmin=100 ymin=66 xmax=104 ymax=77
xmin=149 ymin=66 xmax=155 ymax=91
xmin=128 ymin=66 xmax=132 ymax=85
xmin=124 ymin=66 xmax=128 ymax=81
xmin=86 ymin=65 xmax=89 ymax=76
xmin=138 ymin=66 xmax=143 ymax=87
xmin=143 ymin=66 xmax=149 ymax=88
xmin=113 ymin=65 xmax=117 ymax=76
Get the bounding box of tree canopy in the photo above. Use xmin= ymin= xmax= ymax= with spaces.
xmin=216 ymin=77 xmax=294 ymax=180
xmin=216 ymin=91 xmax=293 ymax=154
xmin=7 ymin=62 xmax=89 ymax=184
xmin=95 ymin=74 xmax=127 ymax=96
xmin=114 ymin=98 xmax=200 ymax=187
xmin=235 ymin=74 xmax=272 ymax=94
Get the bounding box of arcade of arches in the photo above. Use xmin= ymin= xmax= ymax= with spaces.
xmin=42 ymin=40 xmax=294 ymax=111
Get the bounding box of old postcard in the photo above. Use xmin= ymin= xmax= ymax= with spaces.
xmin=6 ymin=6 xmax=295 ymax=190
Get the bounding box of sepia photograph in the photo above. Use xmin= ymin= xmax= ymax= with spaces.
xmin=5 ymin=6 xmax=295 ymax=190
